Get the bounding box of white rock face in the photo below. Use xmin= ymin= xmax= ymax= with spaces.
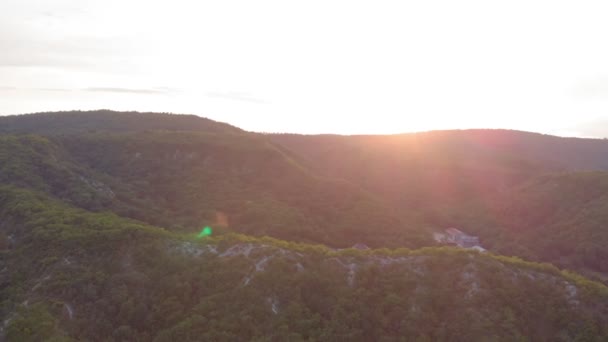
xmin=219 ymin=244 xmax=260 ymax=258
xmin=172 ymin=242 xmax=218 ymax=257
xmin=168 ymin=241 xmax=583 ymax=309
xmin=255 ymin=256 xmax=272 ymax=272
xmin=267 ymin=297 xmax=280 ymax=314
xmin=64 ymin=303 xmax=74 ymax=320
xmin=78 ymin=175 xmax=115 ymax=199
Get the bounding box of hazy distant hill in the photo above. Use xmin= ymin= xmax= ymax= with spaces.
xmin=271 ymin=130 xmax=608 ymax=173
xmin=0 ymin=110 xmax=242 ymax=135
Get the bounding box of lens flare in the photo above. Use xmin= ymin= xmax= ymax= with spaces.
xmin=197 ymin=226 xmax=213 ymax=238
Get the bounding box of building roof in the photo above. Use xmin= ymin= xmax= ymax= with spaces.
xmin=445 ymin=228 xmax=464 ymax=236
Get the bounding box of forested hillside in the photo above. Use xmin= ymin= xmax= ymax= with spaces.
xmin=270 ymin=132 xmax=608 ymax=281
xmin=0 ymin=119 xmax=430 ymax=249
xmin=2 ymin=186 xmax=608 ymax=341
xmin=3 ymin=111 xmax=608 ymax=341
xmin=476 ymin=172 xmax=608 ymax=280
xmin=56 ymin=131 xmax=430 ymax=248
xmin=270 ymin=132 xmax=551 ymax=227
xmin=270 ymin=131 xmax=608 ymax=221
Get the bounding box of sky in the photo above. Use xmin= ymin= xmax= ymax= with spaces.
xmin=1 ymin=0 xmax=608 ymax=137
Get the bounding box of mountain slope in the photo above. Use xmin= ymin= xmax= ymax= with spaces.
xmin=2 ymin=186 xmax=608 ymax=341
xmin=270 ymin=130 xmax=608 ymax=218
xmin=270 ymin=131 xmax=608 ymax=280
xmin=270 ymin=131 xmax=552 ymax=228
xmin=0 ymin=126 xmax=430 ymax=249
xmin=0 ymin=134 xmax=116 ymax=210
xmin=478 ymin=172 xmax=608 ymax=279
xmin=4 ymin=111 xmax=608 ymax=340
xmin=5 ymin=111 xmax=608 ymax=261
xmin=56 ymin=131 xmax=430 ymax=248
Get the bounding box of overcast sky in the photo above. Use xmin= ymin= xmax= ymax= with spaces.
xmin=2 ymin=0 xmax=608 ymax=136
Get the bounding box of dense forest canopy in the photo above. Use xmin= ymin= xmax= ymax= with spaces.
xmin=3 ymin=111 xmax=608 ymax=341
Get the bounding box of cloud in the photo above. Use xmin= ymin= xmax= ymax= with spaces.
xmin=206 ymin=91 xmax=267 ymax=104
xmin=83 ymin=87 xmax=175 ymax=95
xmin=0 ymin=86 xmax=176 ymax=95
xmin=35 ymin=88 xmax=72 ymax=92
xmin=38 ymin=7 xmax=86 ymax=20
xmin=0 ymin=39 xmax=119 ymax=69
xmin=0 ymin=86 xmax=69 ymax=92
xmin=0 ymin=16 xmax=137 ymax=71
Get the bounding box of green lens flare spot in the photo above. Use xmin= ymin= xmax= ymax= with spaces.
xmin=197 ymin=226 xmax=213 ymax=238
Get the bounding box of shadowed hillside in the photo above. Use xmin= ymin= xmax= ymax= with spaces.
xmin=481 ymin=172 xmax=608 ymax=279
xmin=271 ymin=130 xmax=608 ymax=174
xmin=271 ymin=132 xmax=608 ymax=280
